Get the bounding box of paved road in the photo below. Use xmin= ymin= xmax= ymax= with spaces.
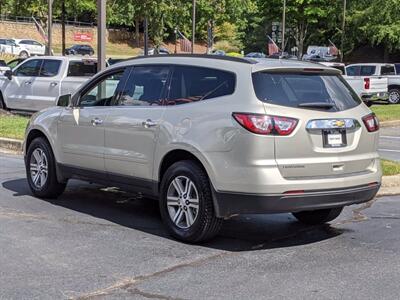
xmin=1 ymin=152 xmax=400 ymax=299
xmin=379 ymin=126 xmax=400 ymax=162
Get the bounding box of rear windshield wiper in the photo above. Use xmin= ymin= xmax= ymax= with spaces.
xmin=298 ymin=102 xmax=334 ymax=109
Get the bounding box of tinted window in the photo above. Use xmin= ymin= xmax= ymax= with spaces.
xmin=346 ymin=66 xmax=359 ymax=76
xmin=166 ymin=66 xmax=235 ymax=105
xmin=39 ymin=60 xmax=61 ymax=77
xmin=79 ymin=71 xmax=124 ymax=107
xmin=0 ymin=60 xmax=6 ymax=67
xmin=67 ymin=61 xmax=97 ymax=77
xmin=359 ymin=66 xmax=376 ymax=76
xmin=0 ymin=40 xmax=5 ymax=45
xmin=14 ymin=59 xmax=42 ymax=76
xmin=117 ymin=66 xmax=169 ymax=106
xmin=20 ymin=40 xmax=31 ymax=45
xmin=381 ymin=65 xmax=395 ymax=75
xmin=252 ymin=72 xmax=361 ymax=112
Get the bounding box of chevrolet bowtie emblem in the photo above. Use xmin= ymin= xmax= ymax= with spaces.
xmin=333 ymin=120 xmax=345 ymax=128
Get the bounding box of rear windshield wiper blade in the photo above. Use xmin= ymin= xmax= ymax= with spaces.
xmin=298 ymin=102 xmax=334 ymax=109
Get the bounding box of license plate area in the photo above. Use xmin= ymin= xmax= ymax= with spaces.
xmin=322 ymin=129 xmax=347 ymax=148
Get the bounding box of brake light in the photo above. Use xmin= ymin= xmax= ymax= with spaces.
xmin=362 ymin=113 xmax=379 ymax=132
xmin=364 ymin=78 xmax=370 ymax=90
xmin=232 ymin=113 xmax=298 ymax=136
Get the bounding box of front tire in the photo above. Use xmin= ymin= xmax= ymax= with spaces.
xmin=159 ymin=160 xmax=223 ymax=243
xmin=26 ymin=137 xmax=66 ymax=198
xmin=292 ymin=207 xmax=343 ymax=225
xmin=388 ymin=88 xmax=400 ymax=104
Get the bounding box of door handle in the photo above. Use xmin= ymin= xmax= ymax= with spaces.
xmin=24 ymin=81 xmax=32 ymax=85
xmin=50 ymin=82 xmax=58 ymax=87
xmin=91 ymin=118 xmax=103 ymax=126
xmin=142 ymin=119 xmax=158 ymax=128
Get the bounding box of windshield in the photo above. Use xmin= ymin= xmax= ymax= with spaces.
xmin=252 ymin=72 xmax=361 ymax=111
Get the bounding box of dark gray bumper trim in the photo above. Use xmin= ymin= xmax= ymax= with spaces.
xmin=212 ymin=183 xmax=380 ymax=217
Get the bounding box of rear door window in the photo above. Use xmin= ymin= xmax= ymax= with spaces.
xmin=166 ymin=66 xmax=235 ymax=105
xmin=116 ymin=65 xmax=170 ymax=106
xmin=67 ymin=60 xmax=98 ymax=77
xmin=39 ymin=59 xmax=61 ymax=77
xmin=252 ymin=72 xmax=361 ymax=111
xmin=359 ymin=66 xmax=376 ymax=76
xmin=346 ymin=66 xmax=359 ymax=76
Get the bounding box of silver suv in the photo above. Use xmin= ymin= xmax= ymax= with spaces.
xmin=24 ymin=55 xmax=381 ymax=242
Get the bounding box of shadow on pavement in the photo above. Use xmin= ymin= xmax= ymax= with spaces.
xmin=2 ymin=178 xmax=346 ymax=252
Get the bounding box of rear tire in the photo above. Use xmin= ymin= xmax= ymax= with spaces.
xmin=0 ymin=92 xmax=7 ymax=110
xmin=388 ymin=88 xmax=400 ymax=104
xmin=159 ymin=160 xmax=223 ymax=243
xmin=26 ymin=137 xmax=66 ymax=198
xmin=19 ymin=51 xmax=29 ymax=58
xmin=292 ymin=207 xmax=343 ymax=225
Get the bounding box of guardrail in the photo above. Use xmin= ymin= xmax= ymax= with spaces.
xmin=0 ymin=14 xmax=94 ymax=28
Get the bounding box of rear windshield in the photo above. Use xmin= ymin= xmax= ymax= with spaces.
xmin=67 ymin=61 xmax=97 ymax=77
xmin=252 ymin=72 xmax=361 ymax=111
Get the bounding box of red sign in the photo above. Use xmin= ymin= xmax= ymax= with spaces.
xmin=73 ymin=33 xmax=93 ymax=42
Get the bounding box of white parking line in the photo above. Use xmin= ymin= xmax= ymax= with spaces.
xmin=380 ymin=136 xmax=400 ymax=140
xmin=379 ymin=148 xmax=400 ymax=153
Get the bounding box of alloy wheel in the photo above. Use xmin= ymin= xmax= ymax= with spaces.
xmin=389 ymin=90 xmax=400 ymax=104
xmin=30 ymin=148 xmax=48 ymax=188
xmin=167 ymin=176 xmax=199 ymax=229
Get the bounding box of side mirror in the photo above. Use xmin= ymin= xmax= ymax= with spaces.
xmin=4 ymin=69 xmax=12 ymax=80
xmin=57 ymin=94 xmax=72 ymax=107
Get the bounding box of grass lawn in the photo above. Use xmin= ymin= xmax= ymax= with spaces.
xmin=371 ymin=104 xmax=400 ymax=122
xmin=0 ymin=114 xmax=29 ymax=140
xmin=381 ymin=159 xmax=400 ymax=176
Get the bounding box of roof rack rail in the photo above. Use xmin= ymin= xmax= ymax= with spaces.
xmin=123 ymin=54 xmax=258 ymax=64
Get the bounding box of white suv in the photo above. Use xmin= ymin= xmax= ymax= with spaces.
xmin=24 ymin=55 xmax=382 ymax=242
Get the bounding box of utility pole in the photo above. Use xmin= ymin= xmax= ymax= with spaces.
xmin=341 ymin=0 xmax=347 ymax=62
xmin=47 ymin=0 xmax=53 ymax=55
xmin=97 ymin=0 xmax=106 ymax=71
xmin=144 ymin=17 xmax=148 ymax=56
xmin=61 ymin=0 xmax=66 ymax=56
xmin=191 ymin=0 xmax=196 ymax=54
xmin=281 ymin=0 xmax=286 ymax=53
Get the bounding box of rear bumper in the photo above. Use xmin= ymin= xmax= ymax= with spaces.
xmin=361 ymin=92 xmax=388 ymax=102
xmin=212 ymin=183 xmax=380 ymax=217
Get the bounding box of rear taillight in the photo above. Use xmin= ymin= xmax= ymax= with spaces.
xmin=364 ymin=78 xmax=370 ymax=90
xmin=232 ymin=113 xmax=298 ymax=136
xmin=362 ymin=113 xmax=379 ymax=132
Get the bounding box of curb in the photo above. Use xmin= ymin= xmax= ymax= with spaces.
xmin=380 ymin=120 xmax=400 ymax=128
xmin=0 ymin=137 xmax=23 ymax=153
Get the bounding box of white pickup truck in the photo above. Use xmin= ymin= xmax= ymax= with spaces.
xmin=0 ymin=56 xmax=98 ymax=112
xmin=346 ymin=63 xmax=400 ymax=104
xmin=320 ymin=62 xmax=388 ymax=106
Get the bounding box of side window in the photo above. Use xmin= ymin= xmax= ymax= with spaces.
xmin=166 ymin=66 xmax=235 ymax=105
xmin=360 ymin=66 xmax=376 ymax=76
xmin=39 ymin=60 xmax=61 ymax=77
xmin=381 ymin=65 xmax=395 ymax=76
xmin=346 ymin=66 xmax=359 ymax=76
xmin=67 ymin=61 xmax=98 ymax=77
xmin=117 ymin=66 xmax=169 ymax=106
xmin=14 ymin=59 xmax=42 ymax=77
xmin=79 ymin=70 xmax=124 ymax=107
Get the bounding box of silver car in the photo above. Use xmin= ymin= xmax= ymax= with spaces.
xmin=24 ymin=55 xmax=382 ymax=242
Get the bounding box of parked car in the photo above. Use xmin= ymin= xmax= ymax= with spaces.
xmin=321 ymin=62 xmax=388 ymax=107
xmin=23 ymin=55 xmax=381 ymax=243
xmin=0 ymin=56 xmax=98 ymax=111
xmin=13 ymin=39 xmax=47 ymax=57
xmin=143 ymin=47 xmax=170 ymax=56
xmin=346 ymin=63 xmax=400 ymax=104
xmin=65 ymin=44 xmax=95 ymax=56
xmin=0 ymin=38 xmax=29 ymax=58
xmin=245 ymin=52 xmax=266 ymax=58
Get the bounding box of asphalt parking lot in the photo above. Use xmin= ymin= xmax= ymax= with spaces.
xmin=379 ymin=126 xmax=400 ymax=162
xmin=1 ymin=152 xmax=400 ymax=299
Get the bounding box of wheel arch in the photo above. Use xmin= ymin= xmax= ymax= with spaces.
xmin=388 ymin=84 xmax=400 ymax=91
